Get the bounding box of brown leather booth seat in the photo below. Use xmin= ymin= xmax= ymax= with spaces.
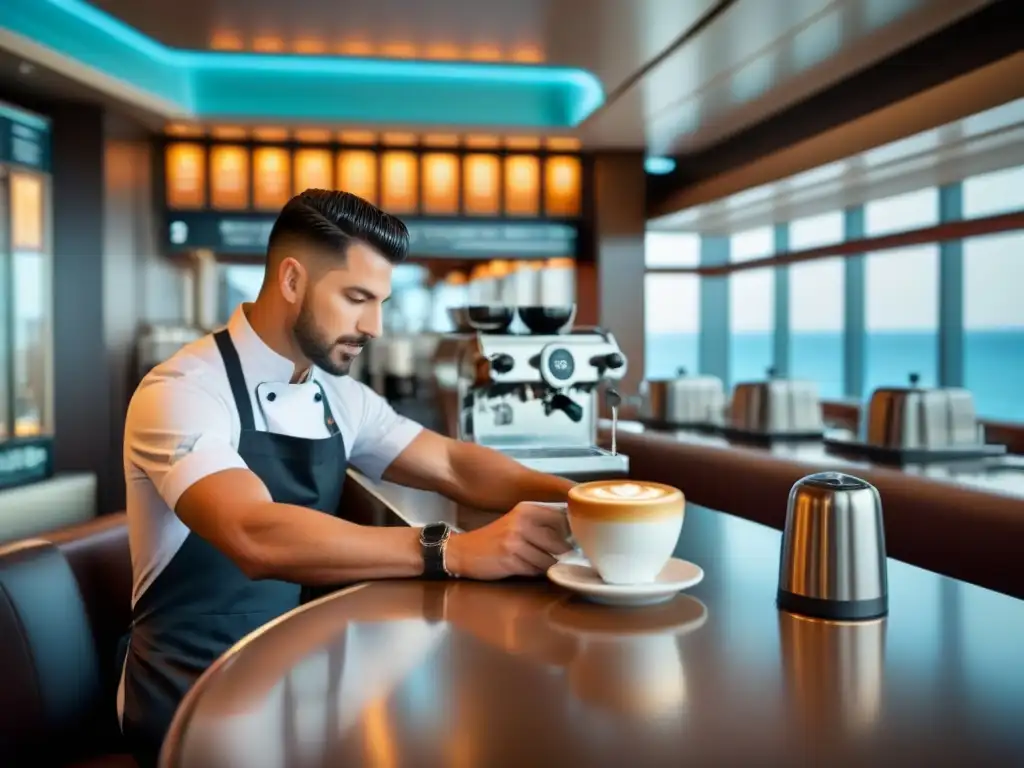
xmin=610 ymin=430 xmax=1024 ymax=601
xmin=0 ymin=512 xmax=134 ymax=766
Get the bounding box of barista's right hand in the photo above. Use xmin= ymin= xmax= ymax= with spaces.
xmin=444 ymin=502 xmax=573 ymax=580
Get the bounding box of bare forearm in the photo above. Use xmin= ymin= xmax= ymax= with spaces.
xmin=442 ymin=442 xmax=575 ymax=511
xmin=237 ymin=502 xmax=423 ymax=584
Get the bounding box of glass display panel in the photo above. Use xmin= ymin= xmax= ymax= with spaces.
xmin=9 ymin=170 xmax=52 ymax=437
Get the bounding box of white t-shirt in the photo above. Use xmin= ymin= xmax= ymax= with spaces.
xmin=122 ymin=303 xmax=423 ymax=607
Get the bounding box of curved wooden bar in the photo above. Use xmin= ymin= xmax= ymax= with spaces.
xmin=160 ymin=477 xmax=1024 ymax=767
xmin=604 ymin=424 xmax=1024 ymax=600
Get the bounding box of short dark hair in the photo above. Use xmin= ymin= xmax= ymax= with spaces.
xmin=267 ymin=189 xmax=409 ymax=263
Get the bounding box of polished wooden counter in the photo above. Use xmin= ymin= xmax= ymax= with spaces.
xmin=161 ymin=473 xmax=1024 ymax=767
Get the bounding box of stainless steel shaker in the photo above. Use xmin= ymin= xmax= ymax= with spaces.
xmin=777 ymin=472 xmax=888 ymax=621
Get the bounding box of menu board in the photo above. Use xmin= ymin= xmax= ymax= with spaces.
xmin=0 ymin=102 xmax=51 ymax=172
xmin=164 ymin=211 xmax=578 ymax=259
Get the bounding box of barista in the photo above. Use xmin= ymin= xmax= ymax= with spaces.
xmin=118 ymin=190 xmax=574 ymax=766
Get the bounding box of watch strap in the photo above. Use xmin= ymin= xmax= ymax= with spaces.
xmin=420 ymin=523 xmax=451 ymax=579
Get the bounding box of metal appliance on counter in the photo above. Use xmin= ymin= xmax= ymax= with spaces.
xmin=638 ymin=367 xmax=726 ymax=430
xmin=778 ymin=472 xmax=888 ymax=621
xmin=823 ymin=373 xmax=1006 ymax=465
xmin=441 ymin=304 xmax=630 ymax=479
xmin=725 ymin=367 xmax=825 ymax=441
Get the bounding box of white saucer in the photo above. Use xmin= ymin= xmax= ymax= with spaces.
xmin=547 ymin=556 xmax=704 ymax=607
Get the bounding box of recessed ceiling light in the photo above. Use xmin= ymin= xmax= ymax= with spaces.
xmin=645 ymin=156 xmax=676 ymax=175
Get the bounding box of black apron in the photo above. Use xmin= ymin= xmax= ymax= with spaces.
xmin=120 ymin=329 xmax=347 ymax=767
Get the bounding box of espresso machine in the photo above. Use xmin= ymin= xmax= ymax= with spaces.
xmin=445 ymin=306 xmax=630 ymax=480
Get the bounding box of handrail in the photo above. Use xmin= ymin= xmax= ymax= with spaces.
xmin=648 ymin=209 xmax=1024 ymax=276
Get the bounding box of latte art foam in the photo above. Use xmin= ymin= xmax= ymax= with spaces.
xmin=580 ymin=482 xmax=670 ymax=501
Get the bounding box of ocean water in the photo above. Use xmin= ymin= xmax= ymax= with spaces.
xmin=646 ymin=330 xmax=1024 ymax=422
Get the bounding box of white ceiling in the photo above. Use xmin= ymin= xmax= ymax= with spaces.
xmin=4 ymin=0 xmax=999 ymax=152
xmin=580 ymin=0 xmax=993 ymax=153
xmin=649 ymin=60 xmax=1024 ymax=233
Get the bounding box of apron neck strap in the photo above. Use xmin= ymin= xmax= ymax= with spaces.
xmin=213 ymin=329 xmax=256 ymax=431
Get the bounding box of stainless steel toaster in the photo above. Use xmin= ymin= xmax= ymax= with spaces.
xmin=730 ymin=370 xmax=824 ymax=434
xmin=639 ymin=368 xmax=726 ymax=426
xmin=864 ymin=373 xmax=981 ymax=449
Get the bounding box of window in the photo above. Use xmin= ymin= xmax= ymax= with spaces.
xmin=788 ymin=211 xmax=845 ymax=398
xmin=963 ymin=165 xmax=1024 ymax=219
xmin=0 ymin=176 xmax=7 ymax=439
xmin=729 ymin=227 xmax=774 ymax=385
xmin=217 ymin=264 xmax=263 ymax=324
xmin=863 ymin=188 xmax=939 ymax=396
xmin=645 ymin=273 xmax=700 ymax=379
xmin=645 ymin=231 xmax=700 ymax=268
xmin=963 ymin=164 xmax=1024 ymax=421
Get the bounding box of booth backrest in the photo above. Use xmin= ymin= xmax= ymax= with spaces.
xmin=0 ymin=512 xmax=134 ymax=766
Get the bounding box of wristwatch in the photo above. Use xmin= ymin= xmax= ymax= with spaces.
xmin=420 ymin=522 xmax=454 ymax=579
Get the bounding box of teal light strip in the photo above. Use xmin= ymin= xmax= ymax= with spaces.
xmin=0 ymin=0 xmax=605 ymax=127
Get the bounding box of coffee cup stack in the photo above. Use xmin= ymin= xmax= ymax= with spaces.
xmin=566 ymin=480 xmax=685 ymax=585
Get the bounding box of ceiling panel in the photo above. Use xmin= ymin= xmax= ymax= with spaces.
xmin=580 ymin=0 xmax=996 ymax=151
xmin=648 ymin=88 xmax=1024 ymax=234
xmin=85 ymin=0 xmax=718 ymax=95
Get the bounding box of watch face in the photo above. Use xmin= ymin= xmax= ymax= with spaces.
xmin=421 ymin=523 xmax=449 ymax=545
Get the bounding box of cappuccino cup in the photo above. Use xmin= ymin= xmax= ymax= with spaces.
xmin=567 ymin=480 xmax=685 ymax=585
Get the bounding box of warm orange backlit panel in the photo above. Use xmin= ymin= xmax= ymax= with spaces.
xmin=294 ymin=149 xmax=333 ymax=192
xmin=339 ymin=131 xmax=377 ymax=146
xmin=544 ymin=155 xmax=581 ymax=217
xmin=211 ymin=126 xmax=247 ymax=141
xmin=382 ymin=133 xmax=418 ymax=147
xmin=337 ymin=150 xmax=378 ymax=203
xmin=505 ymin=137 xmax=541 ymax=151
xmin=165 ymin=142 xmax=206 ymax=209
xmin=252 ymin=127 xmax=289 ymax=143
xmin=504 ymin=155 xmax=540 ymax=217
xmin=253 ymin=147 xmax=292 ymax=210
xmin=421 ymin=153 xmax=459 ymax=215
xmin=209 ymin=145 xmax=250 ymax=209
xmin=462 ymin=154 xmax=500 ymax=216
xmin=11 ymin=172 xmax=44 ymax=251
xmin=380 ymin=152 xmax=418 ymax=213
xmin=465 ymin=135 xmax=501 ymax=150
